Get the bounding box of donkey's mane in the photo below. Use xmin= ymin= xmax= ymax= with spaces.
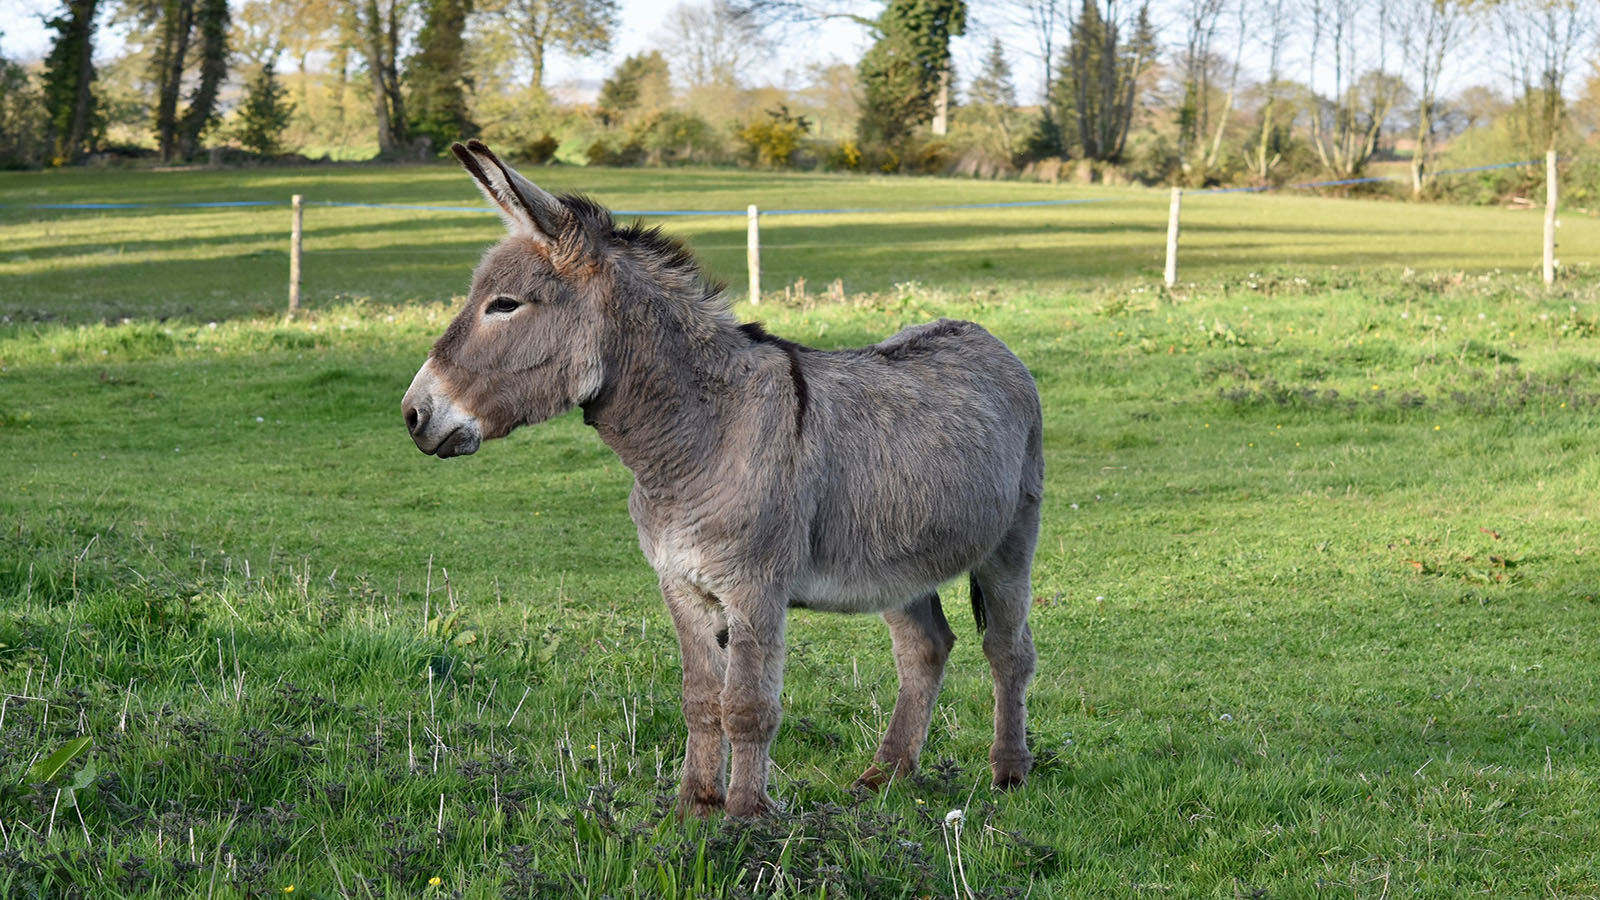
xmin=559 ymin=193 xmax=730 ymax=324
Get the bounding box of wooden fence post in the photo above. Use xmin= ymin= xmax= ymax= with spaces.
xmin=1164 ymin=186 xmax=1182 ymax=289
xmin=289 ymin=194 xmax=303 ymax=316
xmin=1543 ymin=148 xmax=1557 ymax=286
xmin=747 ymin=204 xmax=761 ymax=305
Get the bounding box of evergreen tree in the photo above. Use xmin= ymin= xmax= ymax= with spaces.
xmin=406 ymin=0 xmax=475 ymax=150
xmin=967 ymin=37 xmax=1015 ymax=110
xmin=1053 ymin=0 xmax=1154 ymax=161
xmin=40 ymin=0 xmax=100 ymax=164
xmin=237 ymin=57 xmax=295 ymax=155
xmin=856 ymin=0 xmax=967 ymax=148
xmin=966 ymin=36 xmax=1017 ymax=155
xmin=597 ymin=51 xmax=670 ymax=127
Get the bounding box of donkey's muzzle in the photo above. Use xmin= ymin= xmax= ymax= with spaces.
xmin=403 ymin=358 xmax=482 ymax=458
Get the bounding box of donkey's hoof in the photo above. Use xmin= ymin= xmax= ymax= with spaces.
xmin=852 ymin=764 xmax=891 ymax=792
xmin=990 ymin=752 xmax=1033 ymax=790
xmin=991 ymin=769 xmax=1028 ymax=790
xmin=726 ymin=790 xmax=782 ymax=819
xmin=676 ymin=788 xmax=726 ymax=820
xmin=852 ymin=760 xmax=911 ymax=792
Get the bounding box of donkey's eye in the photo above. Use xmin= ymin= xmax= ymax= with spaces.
xmin=484 ymin=296 xmax=522 ymax=315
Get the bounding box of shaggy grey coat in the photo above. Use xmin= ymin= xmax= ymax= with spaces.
xmin=402 ymin=141 xmax=1043 ymax=818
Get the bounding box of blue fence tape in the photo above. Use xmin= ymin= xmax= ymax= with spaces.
xmin=18 ymin=200 xmax=279 ymax=210
xmin=1 ymin=158 xmax=1552 ymax=216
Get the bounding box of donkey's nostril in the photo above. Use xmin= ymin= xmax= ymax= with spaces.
xmin=404 ymin=405 xmax=425 ymax=436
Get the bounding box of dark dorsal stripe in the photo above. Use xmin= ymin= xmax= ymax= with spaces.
xmin=739 ymin=322 xmax=809 ymax=439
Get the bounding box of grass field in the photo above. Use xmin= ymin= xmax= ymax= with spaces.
xmin=2 ymin=164 xmax=1599 ymax=898
xmin=5 ymin=163 xmax=1599 ymax=324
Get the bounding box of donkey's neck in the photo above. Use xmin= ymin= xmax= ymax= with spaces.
xmin=579 ymin=298 xmax=755 ymax=498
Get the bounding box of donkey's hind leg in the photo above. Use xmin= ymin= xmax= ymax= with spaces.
xmin=855 ymin=592 xmax=957 ymax=791
xmin=973 ymin=499 xmax=1040 ymax=789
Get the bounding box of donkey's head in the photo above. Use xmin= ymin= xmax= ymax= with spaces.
xmin=402 ymin=141 xmax=609 ymax=458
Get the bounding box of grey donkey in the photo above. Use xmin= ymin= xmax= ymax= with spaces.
xmin=402 ymin=141 xmax=1044 ymax=819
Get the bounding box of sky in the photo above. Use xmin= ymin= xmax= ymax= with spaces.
xmin=0 ymin=0 xmax=1539 ymax=108
xmin=0 ymin=0 xmax=1008 ymax=100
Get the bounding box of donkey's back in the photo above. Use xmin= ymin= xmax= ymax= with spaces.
xmin=788 ymin=319 xmax=1043 ymax=615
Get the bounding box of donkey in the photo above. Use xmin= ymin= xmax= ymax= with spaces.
xmin=403 ymin=141 xmax=1044 ymax=819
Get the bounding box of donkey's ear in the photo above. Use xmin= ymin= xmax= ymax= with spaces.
xmin=451 ymin=140 xmax=567 ymax=243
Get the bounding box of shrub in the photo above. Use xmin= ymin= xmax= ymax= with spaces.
xmin=912 ymin=139 xmax=955 ymax=174
xmin=585 ymin=136 xmax=643 ymax=167
xmin=514 ymin=133 xmax=559 ymax=165
xmin=632 ymin=111 xmax=725 ymax=166
xmin=822 ymin=139 xmax=862 ymax=171
xmin=735 ymin=105 xmax=812 ymax=168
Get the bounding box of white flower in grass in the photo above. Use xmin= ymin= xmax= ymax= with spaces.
xmin=945 ymin=808 xmax=964 ymax=825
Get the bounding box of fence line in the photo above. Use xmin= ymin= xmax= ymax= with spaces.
xmin=4 ymin=154 xmax=1567 ymax=312
xmin=1 ymin=157 xmax=1555 ymax=217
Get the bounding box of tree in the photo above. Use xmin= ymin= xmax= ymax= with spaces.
xmin=1495 ymin=0 xmax=1596 ymax=154
xmin=231 ymin=0 xmax=342 ymax=137
xmin=140 ymin=0 xmax=229 ymax=161
xmin=1004 ymin=0 xmax=1063 ymax=105
xmin=1389 ymin=0 xmax=1472 ymax=195
xmin=357 ymin=0 xmax=410 ymax=154
xmin=1 ymin=35 xmax=52 ymax=168
xmin=40 ymin=0 xmax=101 ymax=164
xmin=597 ymin=51 xmax=671 ymax=127
xmin=407 ymin=0 xmax=476 ymax=149
xmin=146 ymin=0 xmax=196 ymax=161
xmin=1248 ymin=0 xmax=1295 ymax=181
xmin=177 ymin=0 xmax=229 ymax=159
xmin=1305 ymin=0 xmax=1398 ymax=178
xmin=967 ymin=37 xmax=1019 ymax=156
xmin=1054 ymin=0 xmax=1155 ymax=162
xmin=659 ymin=0 xmax=765 ymax=91
xmin=236 ymin=56 xmax=296 ymax=154
xmin=477 ymin=0 xmax=617 ymax=90
xmin=1174 ymin=0 xmax=1246 ymax=181
xmin=856 ymin=0 xmax=967 ymax=147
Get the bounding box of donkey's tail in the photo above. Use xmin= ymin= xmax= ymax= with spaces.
xmin=969 ymin=573 xmax=988 ymax=632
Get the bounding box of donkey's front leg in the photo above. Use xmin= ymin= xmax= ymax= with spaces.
xmin=720 ymin=588 xmax=787 ymax=818
xmin=664 ymin=580 xmax=729 ymax=818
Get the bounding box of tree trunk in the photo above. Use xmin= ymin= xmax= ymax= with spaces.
xmin=63 ymin=0 xmax=99 ymax=160
xmin=364 ymin=0 xmax=396 ymax=152
xmin=1410 ymin=104 xmax=1430 ymax=197
xmin=1254 ymin=96 xmax=1275 ymax=180
xmin=387 ymin=1 xmax=406 ymax=138
xmin=155 ymin=0 xmax=196 ymax=162
xmin=177 ymin=0 xmax=228 ymax=160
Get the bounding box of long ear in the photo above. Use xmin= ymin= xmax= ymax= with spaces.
xmin=451 ymin=140 xmax=567 ymax=243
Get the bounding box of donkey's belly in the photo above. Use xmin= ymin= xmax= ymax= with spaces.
xmin=789 ymin=556 xmax=971 ymax=614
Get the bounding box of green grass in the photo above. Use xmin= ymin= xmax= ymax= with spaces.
xmin=1 ymin=165 xmax=1599 ymax=898
xmin=4 ymin=163 xmax=1598 ymax=324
